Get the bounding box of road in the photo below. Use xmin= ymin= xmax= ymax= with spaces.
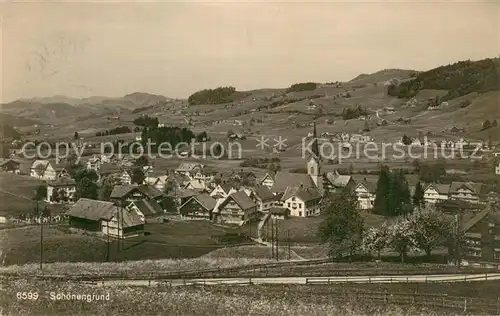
xmin=92 ymin=273 xmax=500 ymax=288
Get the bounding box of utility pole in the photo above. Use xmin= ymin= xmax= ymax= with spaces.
xmin=288 ymin=229 xmax=291 ymax=261
xmin=271 ymin=218 xmax=274 ymax=259
xmin=275 ymin=218 xmax=279 ymax=261
xmin=106 ymin=219 xmax=110 ymax=262
xmin=455 ymin=213 xmax=460 ymax=268
xmin=38 ymin=201 xmax=43 ymax=271
xmin=121 ymin=202 xmax=124 ymax=251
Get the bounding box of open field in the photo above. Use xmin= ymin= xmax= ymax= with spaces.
xmin=2 ymin=278 xmax=499 ymax=315
xmin=0 ymin=221 xmax=254 ymax=265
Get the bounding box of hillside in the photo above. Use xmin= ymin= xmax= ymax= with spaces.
xmin=0 ymin=113 xmax=41 ymax=127
xmin=348 ymin=69 xmax=417 ymax=86
xmin=388 ymin=58 xmax=500 ymax=101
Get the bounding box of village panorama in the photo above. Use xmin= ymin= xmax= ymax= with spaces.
xmin=1 ymin=2 xmax=500 ymax=315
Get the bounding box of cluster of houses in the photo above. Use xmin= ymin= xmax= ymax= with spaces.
xmin=311 ymin=132 xmax=373 ymax=143
xmin=395 ymin=136 xmax=484 ymax=149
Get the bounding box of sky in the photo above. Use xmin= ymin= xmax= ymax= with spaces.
xmin=1 ymin=0 xmax=499 ymax=102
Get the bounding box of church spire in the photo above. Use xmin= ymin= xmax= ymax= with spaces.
xmin=311 ymin=122 xmax=320 ymax=159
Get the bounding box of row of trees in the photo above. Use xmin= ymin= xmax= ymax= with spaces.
xmin=373 ymin=166 xmax=414 ymax=217
xmin=140 ymin=126 xmax=196 ymax=153
xmin=319 ymin=191 xmax=455 ymax=263
xmin=388 ymin=58 xmax=500 ymax=100
xmin=95 ymin=126 xmax=134 ymax=137
xmin=133 ymin=115 xmax=159 ymax=128
xmin=188 ymin=86 xmax=237 ymax=105
xmin=286 ymin=82 xmax=317 ymax=93
xmin=342 ymin=105 xmax=368 ymax=120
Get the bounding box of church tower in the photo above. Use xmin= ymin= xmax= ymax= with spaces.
xmin=307 ymin=122 xmax=323 ymax=193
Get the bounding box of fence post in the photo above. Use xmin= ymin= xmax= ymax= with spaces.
xmin=496 ymin=297 xmax=500 ymax=315
xmin=249 ymin=277 xmax=252 ymax=285
xmin=485 ymin=273 xmax=488 ymax=281
xmin=406 ymin=276 xmax=408 ymax=283
xmin=384 ymin=289 xmax=388 ymax=304
xmin=464 ymin=275 xmax=467 ymax=282
xmin=441 ymin=295 xmax=445 ymax=308
xmin=464 ymin=298 xmax=467 ymax=312
xmin=412 ymin=289 xmax=416 ymax=304
xmin=369 ymin=276 xmax=371 ymax=284
xmin=425 ymin=276 xmax=427 ymax=283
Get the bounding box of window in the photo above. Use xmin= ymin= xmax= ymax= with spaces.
xmin=465 ymin=239 xmax=481 ymax=247
xmin=310 ymin=166 xmax=315 ymax=175
xmin=287 ymin=202 xmax=291 ymax=208
xmin=298 ymin=203 xmax=302 ymax=208
xmin=292 ymin=197 xmax=296 ymax=202
xmin=495 ymin=251 xmax=500 ymax=260
xmin=299 ymin=211 xmax=302 ymax=216
xmin=467 ymin=249 xmax=482 ymax=257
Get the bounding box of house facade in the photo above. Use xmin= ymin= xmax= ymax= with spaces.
xmin=46 ymin=178 xmax=77 ymax=204
xmin=323 ymin=172 xmax=355 ymax=194
xmin=449 ymin=182 xmax=483 ymax=204
xmin=127 ymin=199 xmax=166 ymax=223
xmin=459 ymin=203 xmax=500 ymax=263
xmin=120 ymin=170 xmax=132 ymax=185
xmin=423 ymin=184 xmax=450 ymax=204
xmin=110 ymin=184 xmax=164 ymax=204
xmin=144 ymin=175 xmax=168 ymax=192
xmin=354 ymin=181 xmax=376 ymax=210
xmin=179 ymin=194 xmax=217 ymax=220
xmin=249 ymin=185 xmax=277 ymax=213
xmin=214 ymin=191 xmax=257 ymax=225
xmin=30 ymin=160 xmax=68 ymax=181
xmin=210 ymin=183 xmax=237 ymax=200
xmin=281 ymin=187 xmax=322 ymax=217
xmin=259 ymin=173 xmax=275 ymax=190
xmin=175 ymin=163 xmax=204 ymax=179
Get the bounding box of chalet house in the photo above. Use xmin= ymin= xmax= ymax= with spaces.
xmin=119 ymin=170 xmax=132 ymax=185
xmin=354 ymin=180 xmax=377 ymax=210
xmin=126 ymin=199 xmax=166 ymax=223
xmin=175 ymin=163 xmax=204 ymax=179
xmin=0 ymin=159 xmax=20 ymax=174
xmin=249 ymin=185 xmax=277 ymax=213
xmin=281 ymin=186 xmax=322 ymax=217
xmin=46 ymin=177 xmax=76 ymax=204
xmin=210 ymin=183 xmax=238 ymax=200
xmin=144 ymin=175 xmax=169 ymax=192
xmin=214 ymin=191 xmax=258 ymax=225
xmin=30 ymin=160 xmax=69 ymax=181
xmin=110 ymin=184 xmax=164 ymax=204
xmin=259 ymin=173 xmax=275 ymax=190
xmin=98 ymin=163 xmax=122 ymax=180
xmin=349 ymin=134 xmax=372 ymax=143
xmin=67 ymin=198 xmax=144 ymax=238
xmin=423 ymin=183 xmax=450 ymax=204
xmin=179 ymin=194 xmax=217 ymax=220
xmin=86 ymin=156 xmax=101 ymax=173
xmin=459 ymin=202 xmax=500 ymax=263
xmin=323 ymin=172 xmax=355 ymax=194
xmin=192 ymin=169 xmax=215 ymax=182
xmin=449 ymin=182 xmax=484 ymax=204
xmin=496 ymin=162 xmax=500 ymax=175
xmin=175 ymin=188 xmax=198 ymax=206
xmin=268 ymin=207 xmax=289 ymax=220
xmin=231 ymin=171 xmax=257 ymax=184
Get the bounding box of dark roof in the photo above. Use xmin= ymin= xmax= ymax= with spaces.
xmin=425 ymin=183 xmax=451 ymax=195
xmin=110 ymin=184 xmax=164 ymax=200
xmin=177 ymin=188 xmax=198 ymax=199
xmin=100 ymin=163 xmax=122 ymax=175
xmin=449 ymin=181 xmax=484 ymax=195
xmin=175 ymin=163 xmax=203 ymax=172
xmin=193 ymin=194 xmax=217 ymax=211
xmin=462 ymin=203 xmax=499 ymax=232
xmin=272 ymin=171 xmax=315 ymax=193
xmin=225 ymin=191 xmax=256 ymax=211
xmin=282 ymin=186 xmax=322 ymax=202
xmin=355 ymin=180 xmax=377 ymax=194
xmin=220 ymin=182 xmax=238 ymax=194
xmin=324 ymin=172 xmax=353 ymax=187
xmin=67 ymin=198 xmax=115 ymax=221
xmin=0 ymin=159 xmax=20 ymax=167
xmin=252 ymin=185 xmax=275 ymax=201
xmin=132 ymin=199 xmax=164 ymax=217
xmin=48 ymin=177 xmax=76 ymax=187
xmin=268 ymin=207 xmax=289 ymax=215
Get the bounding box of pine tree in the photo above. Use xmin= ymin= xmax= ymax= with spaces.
xmin=389 ymin=169 xmax=412 ymax=217
xmin=75 ymin=177 xmax=98 ymax=200
xmin=373 ymin=165 xmax=391 ymax=216
xmin=412 ymin=181 xmax=425 ymax=209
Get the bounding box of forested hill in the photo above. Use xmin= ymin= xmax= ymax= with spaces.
xmin=388 ymin=58 xmax=500 ymax=101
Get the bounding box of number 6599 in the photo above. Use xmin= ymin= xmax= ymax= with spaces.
xmin=16 ymin=292 xmax=39 ymax=300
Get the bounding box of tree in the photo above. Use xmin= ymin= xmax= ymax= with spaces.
xmin=402 ymin=134 xmax=412 ymax=145
xmin=412 ymin=181 xmax=425 ymax=209
xmin=130 ymin=167 xmax=145 ymax=185
xmin=408 ymin=207 xmax=453 ymax=259
xmin=134 ymin=155 xmax=149 ymax=168
xmin=482 ymin=120 xmax=491 ymax=130
xmin=51 ymin=189 xmax=60 ymax=203
xmin=75 ymin=177 xmax=98 ymax=200
xmin=161 ymin=196 xmax=178 ymax=213
xmin=373 ymin=165 xmax=391 ymax=216
xmin=73 ymin=132 xmax=79 ymax=140
xmin=41 ymin=206 xmax=51 ymax=218
xmin=492 ymin=119 xmax=498 ymax=127
xmin=362 ymin=224 xmax=389 ymax=261
xmin=74 ymin=169 xmax=98 ymax=183
xmin=363 ymin=121 xmax=370 ymax=132
xmin=388 ymin=169 xmax=412 ymax=217
xmin=98 ymin=177 xmax=115 ymax=201
xmin=388 ymin=216 xmax=416 ymax=263
xmin=33 ymin=185 xmax=47 ymax=201
xmin=318 ymin=191 xmax=364 ymax=260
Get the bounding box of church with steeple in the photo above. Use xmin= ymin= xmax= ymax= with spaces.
xmin=306 ymin=122 xmax=323 ymax=194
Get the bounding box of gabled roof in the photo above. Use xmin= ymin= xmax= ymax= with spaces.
xmin=67 ymin=198 xmax=116 ymax=221
xmin=462 ymin=203 xmax=499 ymax=232
xmin=0 ymin=158 xmax=20 ymax=167
xmin=424 ymin=183 xmax=451 ymax=195
xmin=272 ymin=171 xmax=315 ymax=193
xmin=180 ymin=194 xmax=217 ymax=212
xmin=99 ymin=163 xmax=122 ymax=175
xmin=223 ymin=191 xmax=256 ymax=211
xmin=110 ymin=184 xmax=164 ymax=200
xmin=48 ymin=177 xmax=76 ymax=187
xmin=175 ymin=163 xmax=203 ymax=172
xmin=282 ymin=186 xmax=322 ymax=202
xmin=177 ymin=188 xmax=198 ymax=199
xmin=252 ymin=185 xmax=276 ymax=202
xmin=354 ymin=180 xmax=377 ymax=194
xmin=220 ymin=182 xmax=238 ymax=194
xmin=324 ymin=172 xmax=353 ymax=187
xmin=186 ymin=179 xmax=207 ymax=191
xmin=449 ymin=181 xmax=483 ymax=195
xmin=132 ymin=199 xmax=164 ymax=217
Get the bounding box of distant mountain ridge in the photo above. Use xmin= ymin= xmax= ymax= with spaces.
xmin=0 ymin=92 xmax=174 ymax=125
